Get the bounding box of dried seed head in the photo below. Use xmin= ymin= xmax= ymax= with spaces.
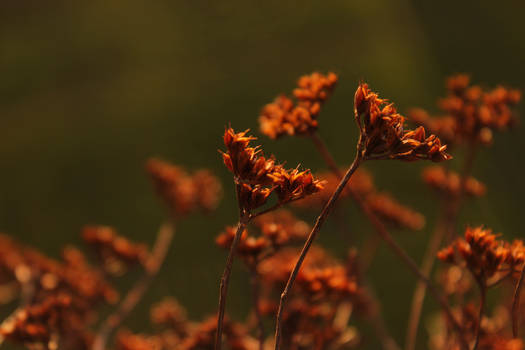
xmin=354 ymin=83 xmax=452 ymax=162
xmin=259 ymin=72 xmax=337 ymax=139
xmin=422 ymin=166 xmax=486 ymax=198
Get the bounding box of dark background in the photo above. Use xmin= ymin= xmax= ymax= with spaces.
xmin=1 ymin=1 xmax=524 ymax=349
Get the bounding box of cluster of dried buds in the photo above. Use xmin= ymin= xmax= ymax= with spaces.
xmin=438 ymin=227 xmax=525 ymax=284
xmin=216 ymin=210 xmax=309 ymax=266
xmin=0 ymin=234 xmax=118 ymax=349
xmin=82 ymin=226 xmax=150 ymax=275
xmin=409 ymin=74 xmax=521 ymax=146
xmin=222 ymin=128 xmax=323 ymax=213
xmin=146 ymin=158 xmax=222 ymax=217
xmin=259 ymin=72 xmax=338 ymax=139
xmin=257 ymin=246 xmax=366 ymax=349
xmin=354 ymin=83 xmax=452 ymax=162
xmin=422 ymin=166 xmax=486 ymax=198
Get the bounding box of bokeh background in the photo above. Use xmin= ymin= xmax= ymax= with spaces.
xmin=1 ymin=1 xmax=524 ymax=349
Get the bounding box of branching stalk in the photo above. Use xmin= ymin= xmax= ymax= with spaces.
xmin=92 ymin=222 xmax=174 ymax=350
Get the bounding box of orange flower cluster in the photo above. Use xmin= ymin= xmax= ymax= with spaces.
xmin=259 ymin=72 xmax=338 ymax=138
xmin=422 ymin=166 xmax=486 ymax=198
xmin=116 ymin=329 xmax=162 ymax=350
xmin=365 ymin=192 xmax=425 ymax=231
xmin=257 ymin=247 xmax=365 ymax=349
xmin=150 ymin=297 xmax=189 ymax=338
xmin=146 ymin=158 xmax=222 ymax=217
xmin=0 ymin=292 xmax=95 ymax=350
xmin=216 ymin=210 xmax=310 ymax=266
xmin=179 ymin=315 xmax=252 ymax=350
xmin=354 ymin=83 xmax=452 ymax=162
xmin=222 ymin=128 xmax=323 ymax=211
xmin=409 ymin=74 xmax=521 ymax=146
xmin=437 ymin=227 xmax=525 ymax=281
xmin=82 ymin=226 xmax=150 ymax=274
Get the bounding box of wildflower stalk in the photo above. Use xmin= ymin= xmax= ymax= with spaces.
xmin=274 ymin=137 xmax=364 ymax=350
xmin=216 ymin=182 xmax=249 ymax=350
xmin=92 ymin=222 xmax=174 ymax=350
xmin=512 ymin=264 xmax=525 ymax=338
xmin=310 ymin=131 xmax=400 ymax=350
xmin=473 ymin=276 xmax=487 ymax=350
xmin=405 ymin=145 xmax=477 ymax=350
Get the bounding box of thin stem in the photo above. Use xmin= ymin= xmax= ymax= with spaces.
xmin=92 ymin=223 xmax=174 ymax=350
xmin=309 ymin=132 xmax=341 ymax=175
xmin=250 ymin=269 xmax=265 ymax=350
xmin=512 ymin=264 xmax=525 ymax=338
xmin=472 ymin=277 xmax=486 ymax=350
xmin=215 ymin=219 xmax=248 ymax=350
xmin=404 ymin=202 xmax=449 ymax=350
xmin=274 ymin=148 xmax=363 ymax=350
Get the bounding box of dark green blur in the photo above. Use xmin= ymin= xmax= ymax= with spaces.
xmin=1 ymin=1 xmax=524 ymax=349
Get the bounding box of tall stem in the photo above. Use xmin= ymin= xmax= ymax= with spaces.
xmin=472 ymin=277 xmax=486 ymax=350
xmin=215 ymin=218 xmax=248 ymax=350
xmin=512 ymin=264 xmax=525 ymax=338
xmin=273 ymin=148 xmax=363 ymax=350
xmin=92 ymin=223 xmax=174 ymax=350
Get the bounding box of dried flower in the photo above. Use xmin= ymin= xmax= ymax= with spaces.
xmin=365 ymin=192 xmax=425 ymax=231
xmin=410 ymin=75 xmax=521 ymax=147
xmin=354 ymin=83 xmax=452 ymax=162
xmin=221 ymin=127 xmax=323 ymax=211
xmin=259 ymin=72 xmax=337 ymax=139
xmin=422 ymin=166 xmax=486 ymax=198
xmin=146 ymin=158 xmax=222 ymax=217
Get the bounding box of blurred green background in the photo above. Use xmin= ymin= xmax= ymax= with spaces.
xmin=1 ymin=1 xmax=524 ymax=349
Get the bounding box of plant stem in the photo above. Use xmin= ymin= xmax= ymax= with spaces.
xmin=404 ymin=203 xmax=449 ymax=350
xmin=273 ymin=148 xmax=363 ymax=350
xmin=250 ymin=269 xmax=265 ymax=350
xmin=512 ymin=264 xmax=525 ymax=338
xmin=472 ymin=277 xmax=486 ymax=350
xmin=92 ymin=222 xmax=174 ymax=350
xmin=215 ymin=218 xmax=248 ymax=350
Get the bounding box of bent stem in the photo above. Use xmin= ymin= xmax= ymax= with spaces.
xmin=92 ymin=222 xmax=174 ymax=350
xmin=273 ymin=145 xmax=363 ymax=350
xmin=215 ymin=218 xmax=248 ymax=350
xmin=512 ymin=264 xmax=525 ymax=338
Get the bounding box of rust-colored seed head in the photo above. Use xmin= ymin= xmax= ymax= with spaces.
xmin=146 ymin=158 xmax=222 ymax=217
xmin=354 ymin=83 xmax=452 ymax=162
xmin=259 ymin=72 xmax=337 ymax=139
xmin=422 ymin=166 xmax=486 ymax=198
xmin=221 ymin=127 xmax=323 ymax=211
xmin=365 ymin=192 xmax=425 ymax=231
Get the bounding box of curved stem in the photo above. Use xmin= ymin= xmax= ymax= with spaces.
xmin=274 ymin=148 xmax=363 ymax=350
xmin=404 ymin=203 xmax=449 ymax=350
xmin=215 ymin=219 xmax=248 ymax=350
xmin=92 ymin=222 xmax=174 ymax=350
xmin=512 ymin=264 xmax=525 ymax=338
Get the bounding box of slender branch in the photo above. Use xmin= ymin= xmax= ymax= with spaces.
xmin=309 ymin=132 xmax=341 ymax=175
xmin=92 ymin=222 xmax=174 ymax=350
xmin=215 ymin=219 xmax=248 ymax=350
xmin=472 ymin=277 xmax=486 ymax=350
xmin=274 ymin=146 xmax=364 ymax=350
xmin=512 ymin=264 xmax=525 ymax=338
xmin=404 ymin=203 xmax=449 ymax=350
xmin=250 ymin=269 xmax=265 ymax=350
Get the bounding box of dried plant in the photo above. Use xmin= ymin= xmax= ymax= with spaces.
xmin=0 ymin=72 xmax=522 ymax=350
